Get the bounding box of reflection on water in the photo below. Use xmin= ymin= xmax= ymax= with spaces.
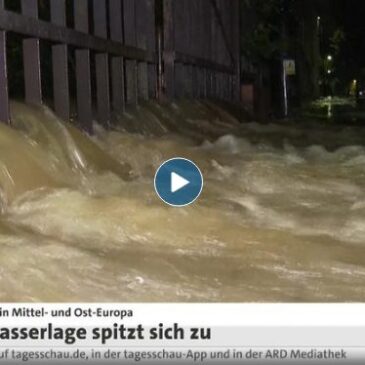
xmin=1 ymin=100 xmax=365 ymax=302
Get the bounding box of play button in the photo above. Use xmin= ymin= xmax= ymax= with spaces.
xmin=171 ymin=172 xmax=190 ymax=193
xmin=154 ymin=158 xmax=203 ymax=207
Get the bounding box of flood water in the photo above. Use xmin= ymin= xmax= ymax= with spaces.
xmin=1 ymin=100 xmax=365 ymax=302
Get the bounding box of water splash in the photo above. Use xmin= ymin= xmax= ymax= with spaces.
xmin=0 ymin=101 xmax=365 ymax=302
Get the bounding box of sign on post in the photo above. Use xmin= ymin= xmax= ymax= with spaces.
xmin=284 ymin=59 xmax=296 ymax=76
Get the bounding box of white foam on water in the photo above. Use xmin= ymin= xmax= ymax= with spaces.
xmin=0 ymin=102 xmax=365 ymax=301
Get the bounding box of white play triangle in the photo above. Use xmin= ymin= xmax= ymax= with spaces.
xmin=171 ymin=172 xmax=190 ymax=193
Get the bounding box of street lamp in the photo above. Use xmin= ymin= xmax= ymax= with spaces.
xmin=327 ymin=55 xmax=333 ymax=61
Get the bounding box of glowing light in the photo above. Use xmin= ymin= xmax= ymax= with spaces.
xmin=327 ymin=70 xmax=332 ymax=74
xmin=316 ymin=16 xmax=321 ymax=28
xmin=327 ymin=55 xmax=332 ymax=61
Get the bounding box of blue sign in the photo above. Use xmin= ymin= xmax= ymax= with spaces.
xmin=154 ymin=158 xmax=204 ymax=207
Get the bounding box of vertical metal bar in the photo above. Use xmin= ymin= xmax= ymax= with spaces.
xmin=51 ymin=0 xmax=70 ymax=121
xmin=163 ymin=0 xmax=175 ymax=99
xmin=109 ymin=0 xmax=125 ymax=113
xmin=0 ymin=0 xmax=9 ymax=124
xmin=74 ymin=0 xmax=93 ymax=133
xmin=22 ymin=0 xmax=42 ymax=105
xmin=94 ymin=0 xmax=110 ymax=128
xmin=123 ymin=0 xmax=138 ymax=105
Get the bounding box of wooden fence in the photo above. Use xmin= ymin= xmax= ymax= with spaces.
xmin=0 ymin=0 xmax=240 ymax=133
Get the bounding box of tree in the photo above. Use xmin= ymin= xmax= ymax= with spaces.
xmin=241 ymin=0 xmax=296 ymax=62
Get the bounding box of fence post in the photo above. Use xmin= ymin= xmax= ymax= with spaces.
xmin=51 ymin=0 xmax=70 ymax=121
xmin=196 ymin=2 xmax=204 ymax=99
xmin=109 ymin=0 xmax=125 ymax=115
xmin=74 ymin=0 xmax=93 ymax=133
xmin=94 ymin=0 xmax=111 ymax=128
xmin=202 ymin=0 xmax=210 ymax=99
xmin=175 ymin=63 xmax=184 ymax=98
xmin=163 ymin=0 xmax=175 ymax=99
xmin=22 ymin=0 xmax=42 ymax=105
xmin=0 ymin=0 xmax=9 ymax=124
xmin=123 ymin=0 xmax=138 ymax=106
xmin=232 ymin=0 xmax=241 ymax=102
xmin=173 ymin=0 xmax=183 ymax=99
xmin=146 ymin=0 xmax=156 ymax=99
xmin=136 ymin=0 xmax=149 ymax=101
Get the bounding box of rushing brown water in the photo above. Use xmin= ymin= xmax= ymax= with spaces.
xmin=1 ymin=100 xmax=365 ymax=302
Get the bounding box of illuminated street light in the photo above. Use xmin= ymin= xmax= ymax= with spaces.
xmin=327 ymin=55 xmax=333 ymax=61
xmin=327 ymin=70 xmax=332 ymax=74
